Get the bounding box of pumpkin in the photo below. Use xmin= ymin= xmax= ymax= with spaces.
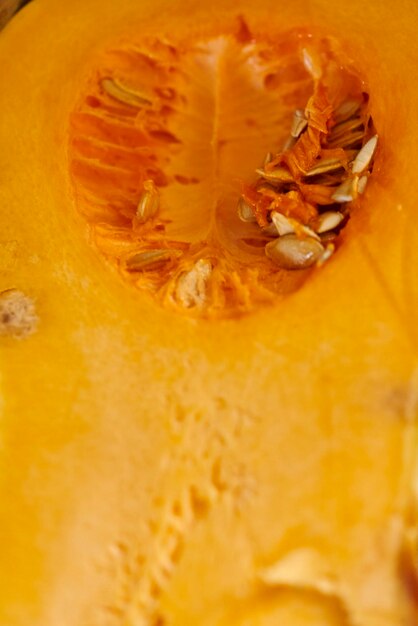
xmin=0 ymin=0 xmax=417 ymax=624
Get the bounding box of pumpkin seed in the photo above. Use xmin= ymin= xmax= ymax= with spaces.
xmin=264 ymin=152 xmax=273 ymax=167
xmin=315 ymin=211 xmax=344 ymax=233
xmin=265 ymin=234 xmax=324 ymax=270
xmin=352 ymin=135 xmax=378 ymax=174
xmin=290 ymin=109 xmax=308 ymax=138
xmin=256 ymin=182 xmax=278 ymax=195
xmin=327 ymin=129 xmax=364 ymax=149
xmin=101 ymin=77 xmax=153 ymax=108
xmin=271 ymin=211 xmax=296 ymax=236
xmin=175 ymin=259 xmax=212 ymax=308
xmin=358 ymin=175 xmax=368 ymax=194
xmin=319 ymin=231 xmax=338 ymax=244
xmin=237 ymin=197 xmax=256 ymax=223
xmin=136 ymin=180 xmax=159 ymax=224
xmin=328 ymin=116 xmax=363 ymax=142
xmin=262 ymin=222 xmax=279 ymax=237
xmin=305 ymin=158 xmax=344 ymax=177
xmin=331 ymin=176 xmax=358 ymax=202
xmin=125 ymin=249 xmax=172 ymax=271
xmin=334 ymin=99 xmax=362 ymax=124
xmin=263 ymin=212 xmax=311 ymax=238
xmin=282 ymin=135 xmax=297 ymax=151
xmin=317 ymin=243 xmax=335 ymax=265
xmin=256 ymin=165 xmax=294 ymax=184
xmin=297 ymin=223 xmax=321 ymax=240
xmin=238 ymin=92 xmax=376 ymax=278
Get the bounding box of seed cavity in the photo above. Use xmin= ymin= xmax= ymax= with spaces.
xmin=74 ymin=34 xmax=379 ymax=316
xmin=265 ymin=235 xmax=324 ymax=270
xmin=101 ymin=77 xmax=154 ymax=108
xmin=0 ymin=289 xmax=38 ymax=338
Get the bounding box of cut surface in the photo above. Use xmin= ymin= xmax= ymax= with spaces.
xmin=1 ymin=1 xmax=418 ymax=626
xmin=70 ymin=26 xmax=374 ymax=318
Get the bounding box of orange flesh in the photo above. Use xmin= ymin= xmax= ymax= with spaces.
xmin=69 ymin=25 xmax=371 ymax=318
xmin=2 ymin=1 xmax=418 ymax=625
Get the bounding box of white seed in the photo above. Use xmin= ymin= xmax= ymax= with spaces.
xmin=271 ymin=211 xmax=296 ymax=236
xmin=264 ymin=152 xmax=273 ymax=167
xmin=264 ymin=213 xmax=320 ymax=240
xmin=352 ymin=135 xmax=378 ymax=174
xmin=305 ymin=158 xmax=344 ymax=177
xmin=331 ymin=176 xmax=358 ymax=203
xmin=297 ymin=224 xmax=321 ymax=241
xmin=282 ymin=135 xmax=297 ymax=151
xmin=136 ymin=180 xmax=159 ymax=223
xmin=256 ymin=166 xmax=294 ymax=184
xmin=315 ymin=211 xmax=344 ymax=233
xmin=175 ymin=259 xmax=212 ymax=308
xmin=237 ymin=197 xmax=256 ymax=223
xmin=328 ymin=116 xmax=363 ymax=142
xmin=101 ymin=77 xmax=153 ymax=108
xmin=358 ymin=175 xmax=368 ymax=194
xmin=256 ymin=182 xmax=277 ymax=196
xmin=125 ymin=249 xmax=172 ymax=271
xmin=290 ymin=109 xmax=308 ymax=138
xmin=327 ymin=129 xmax=365 ymax=149
xmin=262 ymin=222 xmax=280 ymax=237
xmin=265 ymin=234 xmax=324 ymax=270
xmin=334 ymin=99 xmax=362 ymax=124
xmin=0 ymin=289 xmax=38 ymax=338
xmin=318 ymin=243 xmax=335 ymax=266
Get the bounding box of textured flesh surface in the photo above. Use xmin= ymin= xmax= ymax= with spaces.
xmin=0 ymin=0 xmax=418 ymax=625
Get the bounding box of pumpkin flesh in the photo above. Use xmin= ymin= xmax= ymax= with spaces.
xmin=0 ymin=1 xmax=417 ymax=626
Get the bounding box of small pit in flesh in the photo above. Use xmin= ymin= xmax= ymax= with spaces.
xmin=0 ymin=289 xmax=38 ymax=338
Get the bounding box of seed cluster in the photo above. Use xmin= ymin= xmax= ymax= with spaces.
xmin=239 ymin=96 xmax=378 ymax=270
